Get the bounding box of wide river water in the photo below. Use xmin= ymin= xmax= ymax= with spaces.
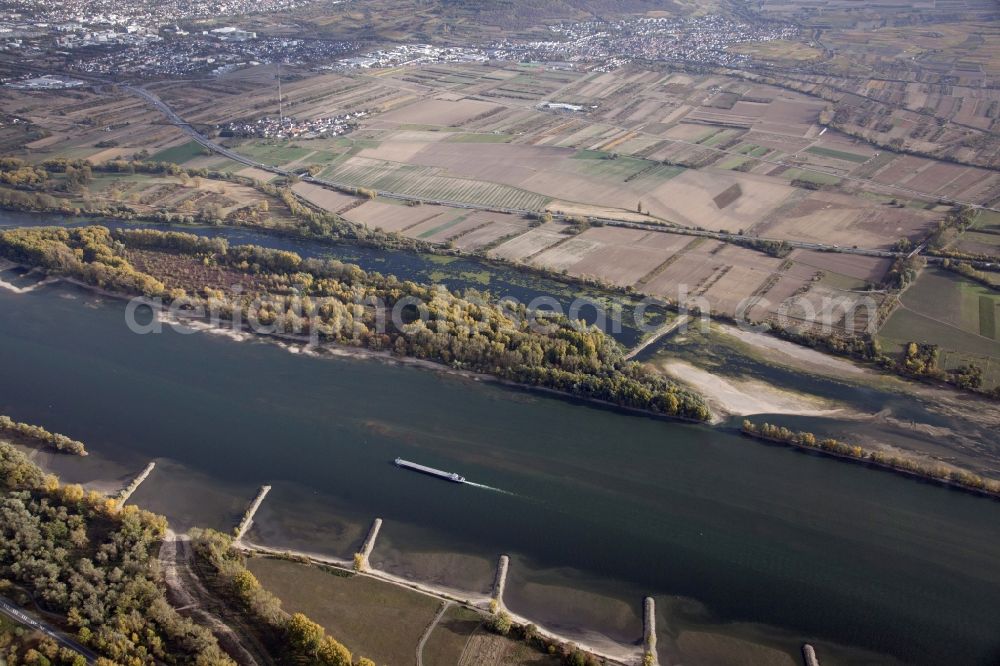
xmin=1 ymin=212 xmax=999 ymax=664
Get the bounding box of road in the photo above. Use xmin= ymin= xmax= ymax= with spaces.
xmin=624 ymin=314 xmax=692 ymax=360
xmin=159 ymin=530 xmax=272 ymax=666
xmin=122 ymin=84 xmax=946 ymax=264
xmin=416 ymin=601 xmax=451 ymax=666
xmin=0 ymin=596 xmax=99 ymax=663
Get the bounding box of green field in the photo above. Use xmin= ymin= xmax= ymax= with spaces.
xmin=445 ymin=133 xmax=514 ymax=143
xmin=806 ymin=146 xmax=870 ymax=163
xmin=783 ymin=168 xmax=842 ymax=186
xmin=418 ymin=214 xmax=469 ymax=239
xmin=236 ymin=142 xmax=315 ymax=165
xmin=973 ymin=210 xmax=1000 ymax=233
xmin=954 ymin=230 xmax=1000 ymax=255
xmin=571 ymin=150 xmax=684 ymax=183
xmin=849 ymin=151 xmax=896 ymax=179
xmin=149 ymin=140 xmax=208 ymax=164
xmin=399 ymin=124 xmax=462 ymax=132
xmin=701 ymin=129 xmax=739 ymax=147
xmin=737 ymin=144 xmax=771 ymax=157
xmin=571 ymin=148 xmax=613 ymax=160
xmin=952 ymin=210 xmax=1000 ymax=256
xmin=818 ymin=270 xmax=868 ymax=291
xmin=718 ymin=156 xmax=751 ymax=170
xmin=878 ymin=268 xmax=1000 ymax=387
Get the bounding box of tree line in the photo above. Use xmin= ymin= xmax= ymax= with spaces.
xmin=0 ymin=226 xmax=710 ymax=421
xmin=486 ymin=600 xmax=604 ymax=666
xmin=0 ymin=415 xmax=87 ymax=455
xmin=0 ymin=226 xmax=166 ymax=297
xmin=768 ymin=324 xmax=1000 ymax=399
xmin=191 ymin=529 xmax=374 ymax=666
xmin=741 ymin=420 xmax=1000 ymax=496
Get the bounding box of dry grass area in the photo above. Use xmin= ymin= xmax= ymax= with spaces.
xmin=0 ymin=88 xmax=188 ymax=163
xmin=344 ymin=199 xmax=466 ymax=233
xmin=728 ymin=40 xmax=824 ymax=62
xmin=246 ymin=556 xmax=440 ymax=666
xmin=75 ymin=172 xmax=299 ymax=228
xmin=422 ymin=605 xmax=483 ymax=665
xmin=449 ymin=213 xmax=533 ymax=250
xmin=456 ymin=627 xmax=560 ymax=666
xmin=291 ymin=181 xmax=363 ymax=215
xmin=377 ymin=98 xmax=505 ymax=126
xmin=757 ymin=191 xmax=936 ymax=250
xmin=126 ymin=248 xmax=262 ymax=294
xmin=489 ymin=223 xmax=567 ymax=262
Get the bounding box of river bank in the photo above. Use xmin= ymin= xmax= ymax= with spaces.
xmin=656 ymin=359 xmax=845 ymax=422
xmin=3 ymin=217 xmax=1000 ymax=664
xmin=237 ymin=542 xmax=640 ymax=665
xmin=741 ymin=421 xmax=1000 ymax=499
xmin=5 ymin=206 xmax=994 ymax=406
xmin=0 ymin=238 xmax=708 ymax=425
xmin=647 ymin=321 xmax=1000 ymax=478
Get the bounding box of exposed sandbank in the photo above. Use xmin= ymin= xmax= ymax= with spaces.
xmin=657 ymin=359 xmax=845 ymax=422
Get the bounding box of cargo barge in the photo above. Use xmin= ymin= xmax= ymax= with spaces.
xmin=394 ymin=458 xmax=466 ymax=483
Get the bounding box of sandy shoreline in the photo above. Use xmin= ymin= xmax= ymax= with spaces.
xmin=0 ymin=261 xmax=58 ymax=294
xmin=715 ymin=323 xmax=868 ymax=377
xmin=658 ymin=359 xmax=845 ymax=422
xmin=33 ymin=274 xmax=706 ymax=426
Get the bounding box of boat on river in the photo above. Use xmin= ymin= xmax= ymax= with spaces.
xmin=395 ymin=457 xmax=466 ymax=483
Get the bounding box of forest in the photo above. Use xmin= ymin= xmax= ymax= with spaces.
xmin=0 ymin=442 xmax=233 ymax=665
xmin=0 ymin=226 xmax=709 ymax=421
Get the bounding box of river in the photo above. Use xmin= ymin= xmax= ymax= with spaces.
xmin=1 ymin=212 xmax=999 ymax=665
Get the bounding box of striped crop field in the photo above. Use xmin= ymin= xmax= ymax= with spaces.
xmin=320 ymin=158 xmax=550 ymax=210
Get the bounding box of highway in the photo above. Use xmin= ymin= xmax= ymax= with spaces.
xmin=0 ymin=596 xmax=98 ymax=663
xmin=122 ymin=84 xmax=937 ymax=263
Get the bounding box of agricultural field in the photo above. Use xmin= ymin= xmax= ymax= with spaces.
xmin=731 ymin=4 xmax=1000 ymax=168
xmin=318 ymin=154 xmax=552 ymax=210
xmin=146 ymin=62 xmax=1000 ymax=215
xmin=454 ymin=627 xmax=560 ymax=666
xmin=948 ymin=209 xmax=1000 ymax=258
xmin=878 ymin=268 xmax=1000 ymax=388
xmin=149 ymin=140 xmax=212 ymax=164
xmin=757 ymin=191 xmax=936 ymax=250
xmin=246 ymin=556 xmax=440 ymax=666
xmin=16 ymin=61 xmax=989 ymax=245
xmin=8 ymin=59 xmax=991 ymax=338
xmin=422 ymin=605 xmax=484 ymax=665
xmin=245 ymin=556 xmax=559 ymax=666
xmin=727 ymin=39 xmax=824 ymax=63
xmin=0 ymin=87 xmax=188 ymax=163
xmin=422 ymin=606 xmax=561 ymax=666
